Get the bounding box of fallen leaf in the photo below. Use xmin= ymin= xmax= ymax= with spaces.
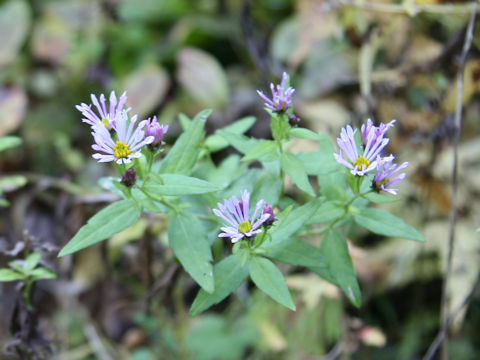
xmin=0 ymin=86 xmax=27 ymax=136
xmin=122 ymin=64 xmax=170 ymax=118
xmin=0 ymin=0 xmax=31 ymax=68
xmin=177 ymin=47 xmax=229 ymax=109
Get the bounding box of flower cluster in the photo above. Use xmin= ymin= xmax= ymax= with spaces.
xmin=334 ymin=119 xmax=408 ymax=195
xmin=213 ymin=190 xmax=274 ymax=243
xmin=76 ymin=91 xmax=169 ymax=165
xmin=257 ymin=72 xmax=295 ymax=113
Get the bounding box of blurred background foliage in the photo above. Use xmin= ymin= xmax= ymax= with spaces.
xmin=1 ymin=0 xmax=480 ymax=359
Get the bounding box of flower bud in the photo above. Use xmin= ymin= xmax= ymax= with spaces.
xmin=262 ymin=203 xmax=276 ymax=226
xmin=121 ymin=168 xmax=136 ymax=187
xmin=145 ymin=116 xmax=169 ymax=148
xmin=288 ymin=113 xmax=301 ymax=126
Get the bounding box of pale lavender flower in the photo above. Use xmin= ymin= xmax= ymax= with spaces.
xmin=360 ymin=119 xmax=396 ymax=147
xmin=76 ymin=90 xmax=130 ymax=129
xmin=257 ymin=72 xmax=295 ymax=113
xmin=91 ymin=110 xmax=154 ymax=165
xmin=373 ymin=155 xmax=409 ymax=195
xmin=213 ymin=190 xmax=271 ymax=243
xmin=333 ymin=125 xmax=389 ymax=176
xmin=144 ymin=116 xmax=169 ymax=147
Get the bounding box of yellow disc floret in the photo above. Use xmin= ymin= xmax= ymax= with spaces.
xmin=238 ymin=220 xmax=252 ymax=234
xmin=353 ymin=156 xmax=370 ymax=170
xmin=113 ymin=141 xmax=131 ymax=160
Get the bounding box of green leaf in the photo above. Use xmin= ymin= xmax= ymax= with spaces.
xmin=169 ymin=211 xmax=214 ymax=293
xmin=190 ymin=254 xmax=249 ymax=316
xmin=24 ymin=252 xmax=41 ymax=271
xmin=58 ymin=200 xmax=142 ymax=257
xmin=144 ymin=174 xmax=220 ymax=196
xmin=353 ymin=208 xmax=425 ymax=242
xmin=0 ymin=136 xmax=22 ymax=152
xmin=296 ymin=151 xmax=337 ymax=175
xmin=307 ymin=200 xmax=345 ymax=224
xmin=179 ymin=113 xmax=192 ymax=131
xmin=205 ymin=116 xmax=256 ymax=153
xmin=242 ymin=140 xmax=279 ymax=162
xmin=362 ymin=192 xmax=399 ymax=204
xmin=249 ymin=256 xmax=295 ymax=310
xmin=252 ymin=172 xmax=283 ymax=205
xmin=318 ymin=171 xmax=346 ymax=201
xmin=0 ymin=175 xmax=28 ymax=192
xmin=217 ymin=130 xmax=258 ymax=155
xmin=281 ymin=152 xmax=315 ymax=196
xmin=289 ymin=128 xmax=320 ymax=140
xmin=29 ymin=267 xmax=56 ymax=280
xmin=265 ymin=238 xmax=327 ymax=268
xmin=263 ymin=199 xmax=322 ymax=248
xmin=315 ymin=229 xmax=361 ymax=307
xmin=159 ymin=109 xmax=210 ymax=175
xmin=0 ymin=269 xmax=24 ymax=282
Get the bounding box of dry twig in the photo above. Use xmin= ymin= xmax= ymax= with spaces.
xmin=423 ymin=3 xmax=478 ymax=360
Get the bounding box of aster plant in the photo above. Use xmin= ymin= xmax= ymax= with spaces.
xmin=59 ymin=83 xmax=424 ymax=316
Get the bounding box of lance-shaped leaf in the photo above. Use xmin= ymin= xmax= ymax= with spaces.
xmin=58 ymin=200 xmax=141 ymax=257
xmin=265 ymin=238 xmax=327 ymax=269
xmin=0 ymin=136 xmax=22 ymax=152
xmin=144 ymin=174 xmax=220 ymax=196
xmin=353 ymin=208 xmax=425 ymax=242
xmin=311 ymin=229 xmax=361 ymax=307
xmin=159 ymin=109 xmax=210 ymax=175
xmin=169 ymin=211 xmax=214 ymax=293
xmin=249 ymin=256 xmax=295 ymax=310
xmin=263 ymin=198 xmax=322 ymax=248
xmin=281 ymin=152 xmax=315 ymax=196
xmin=0 ymin=269 xmax=24 ymax=282
xmin=242 ymin=140 xmax=279 ymax=162
xmin=205 ymin=116 xmax=256 ymax=152
xmin=190 ymin=254 xmax=249 ymax=316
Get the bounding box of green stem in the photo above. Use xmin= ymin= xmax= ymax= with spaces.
xmin=138 ymin=187 xmax=178 ymax=213
xmin=23 ymin=278 xmax=33 ymax=311
xmin=146 ymin=151 xmax=155 ymax=174
xmin=326 ymin=190 xmax=374 ymax=230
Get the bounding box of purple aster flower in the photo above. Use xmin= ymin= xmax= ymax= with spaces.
xmin=76 ymin=90 xmax=130 ymax=129
xmin=333 ymin=125 xmax=389 ymax=176
xmin=360 ymin=119 xmax=396 ymax=147
xmin=373 ymin=155 xmax=409 ymax=195
xmin=144 ymin=116 xmax=169 ymax=147
xmin=212 ymin=190 xmax=271 ymax=243
xmin=91 ymin=110 xmax=154 ymax=165
xmin=257 ymin=72 xmax=295 ymax=113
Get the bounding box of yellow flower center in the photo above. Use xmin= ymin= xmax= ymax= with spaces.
xmin=377 ymin=178 xmax=388 ymax=187
xmin=101 ymin=117 xmax=110 ymax=128
xmin=238 ymin=220 xmax=252 ymax=234
xmin=113 ymin=141 xmax=131 ymax=160
xmin=353 ymin=156 xmax=370 ymax=170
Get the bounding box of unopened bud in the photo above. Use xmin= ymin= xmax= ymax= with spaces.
xmin=145 ymin=116 xmax=169 ymax=148
xmin=262 ymin=203 xmax=276 ymax=226
xmin=288 ymin=113 xmax=301 ymax=127
xmin=121 ymin=168 xmax=136 ymax=187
